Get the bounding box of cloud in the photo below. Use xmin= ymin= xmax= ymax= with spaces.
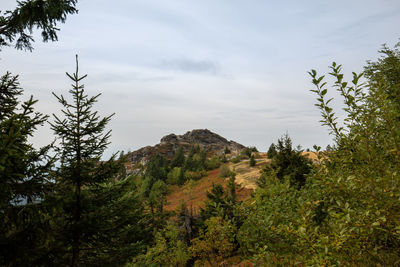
xmin=159 ymin=58 xmax=219 ymax=75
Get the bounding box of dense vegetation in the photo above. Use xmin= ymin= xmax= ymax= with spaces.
xmin=1 ymin=2 xmax=400 ymax=266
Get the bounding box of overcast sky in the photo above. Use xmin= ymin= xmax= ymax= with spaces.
xmin=1 ymin=0 xmax=400 ymax=156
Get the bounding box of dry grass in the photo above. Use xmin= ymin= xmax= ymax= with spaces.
xmin=165 ymin=168 xmax=253 ymax=212
xmin=229 ymin=157 xmax=269 ymax=190
xmin=164 ymin=151 xmax=323 ymax=212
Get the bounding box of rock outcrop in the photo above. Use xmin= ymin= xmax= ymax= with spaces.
xmin=126 ymin=129 xmax=245 ymax=167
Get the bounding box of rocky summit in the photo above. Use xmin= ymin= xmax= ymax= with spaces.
xmin=126 ymin=129 xmax=245 ymax=166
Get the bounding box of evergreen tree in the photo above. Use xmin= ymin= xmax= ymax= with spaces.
xmin=249 ymin=154 xmax=256 ymax=167
xmin=0 ymin=72 xmax=53 ymax=266
xmin=170 ymin=146 xmax=185 ymax=168
xmin=49 ymin=56 xmax=135 ymax=266
xmin=141 ymin=153 xmax=168 ymax=197
xmin=269 ymin=133 xmax=312 ymax=188
xmin=227 ymin=174 xmax=237 ymax=204
xmin=267 ymin=143 xmax=277 ymax=158
xmin=0 ymin=0 xmax=78 ymax=51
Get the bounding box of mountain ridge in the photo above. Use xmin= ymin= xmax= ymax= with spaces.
xmin=125 ymin=129 xmax=245 ymax=169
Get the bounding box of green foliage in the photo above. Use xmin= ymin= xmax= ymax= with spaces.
xmin=190 ymin=216 xmax=236 ymax=266
xmin=205 ymin=155 xmax=221 ymax=170
xmin=184 ymin=145 xmax=207 ymax=171
xmin=238 ymin=43 xmax=400 ymax=266
xmin=201 ymin=176 xmax=239 ymax=223
xmin=131 ymin=223 xmax=190 ymax=267
xmin=267 ymin=133 xmax=312 ymax=188
xmin=0 ymin=72 xmax=54 ymax=266
xmin=238 ymin=176 xmax=302 ymax=264
xmin=241 ymin=147 xmax=252 ymax=158
xmin=0 ymin=0 xmax=78 ymax=51
xmin=249 ymin=154 xmax=256 ymax=167
xmin=267 ymin=142 xmax=277 ymax=158
xmin=167 ymin=167 xmax=184 ymax=185
xmin=148 ymin=180 xmax=168 ymax=214
xmin=77 ymin=177 xmax=151 ymax=266
xmin=170 ymin=146 xmax=185 ymax=168
xmin=141 ymin=154 xmax=168 ymax=197
xmin=219 ymin=163 xmax=233 ymax=178
xmin=48 ymin=56 xmax=144 ymax=266
xmin=184 ymin=169 xmax=207 ymax=181
xmin=230 ymin=155 xmax=242 ymax=163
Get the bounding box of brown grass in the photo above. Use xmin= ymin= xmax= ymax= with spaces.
xmin=165 ymin=168 xmax=253 ymax=212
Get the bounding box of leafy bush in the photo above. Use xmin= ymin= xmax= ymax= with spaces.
xmin=184 ymin=170 xmax=207 ymax=181
xmin=239 ymin=43 xmax=400 ymax=266
xmin=205 ymin=156 xmax=221 ymax=170
xmin=130 ymin=223 xmax=190 ymax=266
xmin=219 ymin=164 xmax=233 ymax=178
xmin=190 ymin=217 xmax=236 ymax=266
xmin=167 ymin=167 xmax=185 ymax=185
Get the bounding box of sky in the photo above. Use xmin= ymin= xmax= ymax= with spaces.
xmin=1 ymin=0 xmax=400 ymax=156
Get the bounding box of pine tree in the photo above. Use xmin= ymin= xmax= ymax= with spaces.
xmin=249 ymin=154 xmax=256 ymax=167
xmin=267 ymin=143 xmax=277 ymax=158
xmin=270 ymin=133 xmax=312 ymax=188
xmin=0 ymin=72 xmax=53 ymax=266
xmin=0 ymin=0 xmax=78 ymax=51
xmin=170 ymin=146 xmax=185 ymax=168
xmin=49 ymin=56 xmax=134 ymax=266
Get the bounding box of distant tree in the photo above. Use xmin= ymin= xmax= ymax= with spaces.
xmin=221 ymin=153 xmax=227 ymax=163
xmin=170 ymin=146 xmax=185 ymax=168
xmin=249 ymin=146 xmax=258 ymax=152
xmin=0 ymin=72 xmax=54 ymax=266
xmin=224 ymin=146 xmax=231 ymax=154
xmin=226 ymin=174 xmax=237 ymax=204
xmin=184 ymin=145 xmax=206 ymax=171
xmin=148 ymin=180 xmax=168 ymax=215
xmin=268 ymin=133 xmax=312 ymax=188
xmin=249 ymin=154 xmax=256 ymax=167
xmin=242 ymin=147 xmax=252 ymax=158
xmin=267 ymin=143 xmax=277 ymax=158
xmin=0 ymin=0 xmax=78 ymax=51
xmin=141 ymin=154 xmax=168 ymax=197
xmin=325 ymin=144 xmax=333 ymax=152
xmin=167 ymin=167 xmax=183 ymax=185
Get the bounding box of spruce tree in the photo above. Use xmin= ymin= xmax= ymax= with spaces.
xmin=0 ymin=0 xmax=78 ymax=51
xmin=269 ymin=133 xmax=312 ymax=188
xmin=0 ymin=72 xmax=53 ymax=266
xmin=170 ymin=146 xmax=185 ymax=168
xmin=267 ymin=143 xmax=277 ymax=158
xmin=49 ymin=56 xmax=143 ymax=266
xmin=249 ymin=154 xmax=256 ymax=167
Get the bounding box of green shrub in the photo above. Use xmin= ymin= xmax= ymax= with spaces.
xmin=219 ymin=164 xmax=233 ymax=178
xmin=167 ymin=167 xmax=185 ymax=185
xmin=239 ymin=44 xmax=400 ymax=266
xmin=184 ymin=170 xmax=207 ymax=181
xmin=205 ymin=156 xmax=221 ymax=170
